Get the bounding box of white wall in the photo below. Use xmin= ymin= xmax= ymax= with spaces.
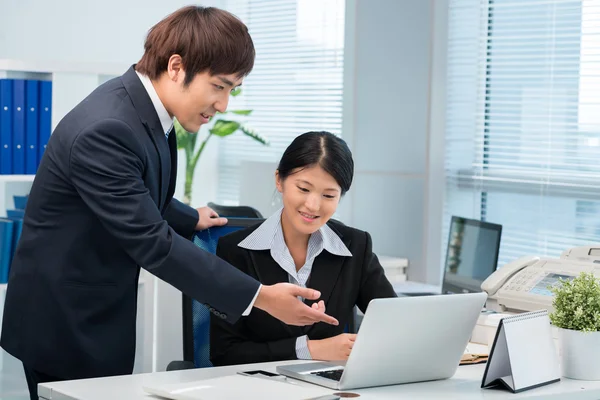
xmin=343 ymin=0 xmax=447 ymax=284
xmin=0 ymin=1 xmax=177 ymax=67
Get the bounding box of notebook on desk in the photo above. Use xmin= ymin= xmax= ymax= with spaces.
xmin=400 ymin=216 xmax=502 ymax=296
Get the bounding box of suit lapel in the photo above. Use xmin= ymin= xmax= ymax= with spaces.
xmin=306 ymin=251 xmax=347 ymax=307
xmin=306 ymin=224 xmax=352 ymax=306
xmin=120 ymin=65 xmax=171 ymax=210
xmin=247 ymin=225 xmax=352 ymax=337
xmin=248 ymin=250 xmax=301 ymax=336
xmin=164 ymin=127 xmax=178 ymax=209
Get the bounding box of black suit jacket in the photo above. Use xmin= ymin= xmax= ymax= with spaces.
xmin=0 ymin=66 xmax=260 ymax=380
xmin=210 ymin=220 xmax=397 ymax=366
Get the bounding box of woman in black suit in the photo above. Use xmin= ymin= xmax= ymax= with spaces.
xmin=210 ymin=131 xmax=397 ymax=366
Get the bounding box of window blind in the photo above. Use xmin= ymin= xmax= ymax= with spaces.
xmin=215 ymin=0 xmax=345 ymax=205
xmin=444 ymin=0 xmax=600 ymax=269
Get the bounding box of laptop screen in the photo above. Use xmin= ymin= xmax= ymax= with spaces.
xmin=442 ymin=216 xmax=502 ymax=294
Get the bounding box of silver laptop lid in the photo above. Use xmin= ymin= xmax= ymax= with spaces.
xmin=337 ymin=292 xmax=487 ymax=390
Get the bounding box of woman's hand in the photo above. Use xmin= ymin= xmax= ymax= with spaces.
xmin=307 ymin=333 xmax=357 ymax=361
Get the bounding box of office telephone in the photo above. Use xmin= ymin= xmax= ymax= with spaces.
xmin=481 ymin=246 xmax=600 ymax=313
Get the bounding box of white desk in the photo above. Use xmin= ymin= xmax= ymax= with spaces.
xmin=38 ymin=354 xmax=600 ymax=400
xmin=393 ymin=281 xmax=441 ymax=295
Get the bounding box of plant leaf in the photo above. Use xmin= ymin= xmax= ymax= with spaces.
xmin=230 ymin=109 xmax=253 ymax=115
xmin=209 ymin=120 xmax=241 ymax=137
xmin=549 ymin=271 xmax=600 ymax=331
xmin=231 ymin=87 xmax=242 ymax=97
xmin=241 ymin=124 xmax=269 ymax=145
xmin=174 ymin=119 xmax=190 ymax=150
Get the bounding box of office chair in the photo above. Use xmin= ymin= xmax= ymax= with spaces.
xmin=207 ymin=202 xmax=264 ymax=219
xmin=166 ymin=217 xmax=264 ymax=371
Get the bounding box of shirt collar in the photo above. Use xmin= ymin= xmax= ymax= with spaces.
xmin=238 ymin=208 xmax=352 ymax=257
xmin=135 ymin=70 xmax=173 ymax=135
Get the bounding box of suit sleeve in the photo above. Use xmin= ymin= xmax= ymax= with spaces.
xmin=210 ymin=239 xmax=298 ymax=366
xmin=356 ymin=231 xmax=398 ymax=314
xmin=69 ymin=119 xmax=259 ymax=323
xmin=163 ymin=198 xmax=198 ymax=239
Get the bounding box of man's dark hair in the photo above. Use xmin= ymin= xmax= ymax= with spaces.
xmin=136 ymin=6 xmax=255 ymax=86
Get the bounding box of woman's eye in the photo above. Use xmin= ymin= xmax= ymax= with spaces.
xmin=298 ymin=187 xmax=309 ymax=192
xmin=324 ymin=195 xmax=335 ymax=199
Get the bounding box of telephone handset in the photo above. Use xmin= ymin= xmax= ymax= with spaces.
xmin=481 ymin=255 xmax=540 ymax=296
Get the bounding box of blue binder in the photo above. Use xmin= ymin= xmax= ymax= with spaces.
xmin=38 ymin=80 xmax=52 ymax=165
xmin=25 ymin=80 xmax=39 ymax=174
xmin=6 ymin=209 xmax=25 ymax=219
xmin=0 ymin=218 xmax=14 ymax=283
xmin=0 ymin=80 xmax=13 ymax=174
xmin=5 ymin=216 xmax=22 ymax=263
xmin=12 ymin=79 xmax=26 ymax=174
xmin=13 ymin=194 xmax=28 ymax=210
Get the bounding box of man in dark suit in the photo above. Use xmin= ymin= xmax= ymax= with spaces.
xmin=0 ymin=6 xmax=337 ymax=400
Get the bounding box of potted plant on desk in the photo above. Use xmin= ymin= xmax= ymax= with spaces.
xmin=549 ymin=272 xmax=600 ymax=380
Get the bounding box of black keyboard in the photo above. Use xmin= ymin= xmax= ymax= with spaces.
xmin=311 ymin=369 xmax=344 ymax=381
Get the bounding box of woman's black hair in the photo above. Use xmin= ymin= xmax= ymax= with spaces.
xmin=277 ymin=131 xmax=354 ymax=195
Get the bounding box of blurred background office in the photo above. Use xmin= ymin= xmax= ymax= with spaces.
xmin=1 ymin=0 xmax=599 ymax=398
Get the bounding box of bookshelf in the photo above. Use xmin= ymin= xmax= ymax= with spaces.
xmin=0 ymin=175 xmax=34 ymax=217
xmin=0 ymin=58 xmax=128 ymax=131
xmin=0 ymin=59 xmax=128 ymax=211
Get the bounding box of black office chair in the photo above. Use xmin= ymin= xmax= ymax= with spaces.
xmin=166 ymin=217 xmax=264 ymax=371
xmin=207 ymin=202 xmax=264 ymax=219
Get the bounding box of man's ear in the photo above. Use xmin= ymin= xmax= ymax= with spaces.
xmin=275 ymin=170 xmax=283 ymax=193
xmin=167 ymin=54 xmax=185 ymax=83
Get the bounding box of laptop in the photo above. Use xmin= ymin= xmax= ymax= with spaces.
xmin=276 ymin=292 xmax=487 ymax=390
xmin=400 ymin=216 xmax=502 ymax=296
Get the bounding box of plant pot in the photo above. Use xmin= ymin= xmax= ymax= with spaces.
xmin=558 ymin=328 xmax=600 ymax=380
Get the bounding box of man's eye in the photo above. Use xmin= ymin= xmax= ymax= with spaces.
xmin=214 ymin=84 xmax=225 ymax=90
xmin=324 ymin=195 xmax=335 ymax=199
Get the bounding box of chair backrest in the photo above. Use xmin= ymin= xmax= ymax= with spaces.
xmin=207 ymin=202 xmax=264 ymax=219
xmin=183 ymin=217 xmax=264 ymax=368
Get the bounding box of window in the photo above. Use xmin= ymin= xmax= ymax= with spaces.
xmin=444 ymin=0 xmax=600 ymax=268
xmin=216 ymin=0 xmax=345 ymax=205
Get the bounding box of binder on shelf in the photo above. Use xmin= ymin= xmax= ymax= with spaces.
xmin=13 ymin=194 xmax=28 ymax=210
xmin=0 ymin=218 xmax=14 ymax=283
xmin=12 ymin=79 xmax=26 ymax=174
xmin=481 ymin=310 xmax=560 ymax=393
xmin=5 ymin=215 xmax=22 ymax=262
xmin=0 ymin=79 xmax=13 ymax=174
xmin=38 ymin=80 xmax=52 ymax=164
xmin=6 ymin=209 xmax=25 ymax=219
xmin=25 ymin=80 xmax=39 ymax=174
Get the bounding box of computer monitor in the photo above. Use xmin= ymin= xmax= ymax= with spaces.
xmin=441 ymin=216 xmax=502 ymax=294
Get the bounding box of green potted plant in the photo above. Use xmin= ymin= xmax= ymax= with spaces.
xmin=174 ymin=88 xmax=269 ymax=205
xmin=549 ymin=271 xmax=600 ymax=380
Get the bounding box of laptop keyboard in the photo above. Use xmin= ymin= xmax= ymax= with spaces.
xmin=311 ymin=369 xmax=344 ymax=381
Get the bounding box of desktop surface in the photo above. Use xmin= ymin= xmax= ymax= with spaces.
xmin=39 ymin=358 xmax=600 ymax=400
